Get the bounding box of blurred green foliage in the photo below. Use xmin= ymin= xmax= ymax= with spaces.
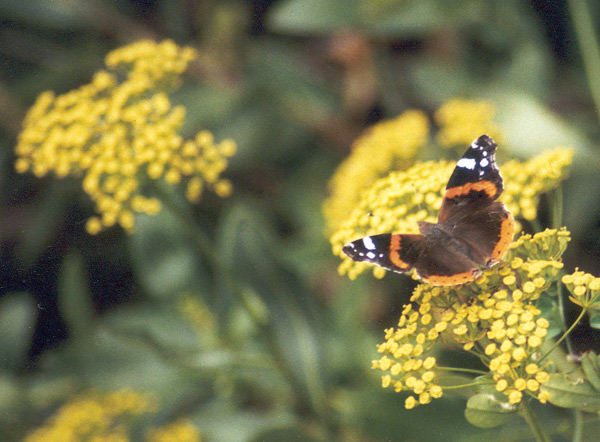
xmin=2 ymin=0 xmax=600 ymax=441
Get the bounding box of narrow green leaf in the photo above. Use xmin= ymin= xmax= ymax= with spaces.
xmin=542 ymin=373 xmax=600 ymax=412
xmin=128 ymin=206 xmax=210 ymax=300
xmin=581 ymin=351 xmax=600 ymax=392
xmin=0 ymin=292 xmax=37 ymax=370
xmin=217 ymin=201 xmax=327 ymax=415
xmin=58 ymin=251 xmax=94 ymax=337
xmin=465 ymin=392 xmax=515 ymax=428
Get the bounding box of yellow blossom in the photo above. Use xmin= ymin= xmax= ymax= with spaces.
xmin=563 ymin=270 xmax=600 ymax=309
xmin=147 ymin=419 xmax=201 ymax=442
xmin=15 ymin=40 xmax=236 ymax=235
xmin=501 ymin=149 xmax=573 ymax=222
xmin=22 ymin=390 xmax=155 ymax=442
xmin=323 ymin=110 xmax=429 ymax=232
xmin=435 ymin=99 xmax=502 ymax=148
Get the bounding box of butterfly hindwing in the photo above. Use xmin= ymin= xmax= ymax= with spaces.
xmin=342 ymin=232 xmax=483 ymax=285
xmin=342 ymin=233 xmax=420 ymax=273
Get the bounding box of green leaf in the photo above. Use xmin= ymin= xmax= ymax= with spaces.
xmin=268 ymin=0 xmax=445 ymax=37
xmin=268 ymin=0 xmax=359 ymax=35
xmin=589 ymin=311 xmax=600 ymax=329
xmin=492 ymin=92 xmax=588 ymax=159
xmin=537 ymin=296 xmax=562 ymax=339
xmin=0 ymin=0 xmax=85 ymax=29
xmin=581 ymin=351 xmax=600 ymax=392
xmin=465 ymin=391 xmax=515 ymax=428
xmin=216 ymin=201 xmax=327 ymax=416
xmin=14 ymin=183 xmax=71 ymax=269
xmin=58 ymin=251 xmax=94 ymax=337
xmin=0 ymin=373 xmax=20 ymax=411
xmin=195 ymin=399 xmax=295 ymax=442
xmin=0 ymin=292 xmax=37 ymax=371
xmin=128 ymin=204 xmax=210 ymax=300
xmin=542 ymin=373 xmax=600 ymax=412
xmin=249 ymin=428 xmax=318 ymax=442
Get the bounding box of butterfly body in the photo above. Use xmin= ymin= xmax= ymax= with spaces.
xmin=342 ymin=135 xmax=514 ymax=286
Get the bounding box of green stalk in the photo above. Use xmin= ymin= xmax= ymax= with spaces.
xmin=519 ymin=400 xmax=552 ymax=442
xmin=538 ymin=308 xmax=586 ymax=365
xmin=572 ymin=407 xmax=583 ymax=442
xmin=568 ymin=0 xmax=600 ymax=128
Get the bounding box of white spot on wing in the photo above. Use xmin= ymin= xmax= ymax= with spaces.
xmin=366 ymin=251 xmax=376 ymax=259
xmin=362 ymin=236 xmax=376 ymax=250
xmin=456 ymin=157 xmax=476 ymax=170
xmin=480 ymin=158 xmax=489 ymax=167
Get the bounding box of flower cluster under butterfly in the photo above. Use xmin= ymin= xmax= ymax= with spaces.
xmin=342 ymin=135 xmax=515 ymax=286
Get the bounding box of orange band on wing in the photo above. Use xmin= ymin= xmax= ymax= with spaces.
xmin=445 ymin=181 xmax=498 ymax=199
xmin=389 ymin=235 xmax=411 ymax=270
xmin=491 ymin=213 xmax=515 ymax=260
xmin=422 ymin=271 xmax=479 ymax=286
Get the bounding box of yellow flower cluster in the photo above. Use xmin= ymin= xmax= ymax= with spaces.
xmin=330 ymin=149 xmax=573 ymax=280
xmin=23 ymin=390 xmax=156 ymax=442
xmin=373 ymin=229 xmax=569 ymax=408
xmin=435 ymin=99 xmax=502 ymax=148
xmin=372 ymin=297 xmax=444 ymax=408
xmin=15 ymin=40 xmax=236 ymax=234
xmin=563 ymin=270 xmax=600 ymax=310
xmin=147 ymin=419 xmax=201 ymax=442
xmin=323 ymin=110 xmax=429 ymax=232
xmin=501 ymin=148 xmax=573 ymax=221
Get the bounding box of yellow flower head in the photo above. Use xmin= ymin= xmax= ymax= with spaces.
xmin=323 ymin=110 xmax=429 ymax=232
xmin=435 ymin=99 xmax=502 ymax=148
xmin=501 ymin=148 xmax=573 ymax=221
xmin=563 ymin=270 xmax=600 ymax=309
xmin=15 ymin=40 xmax=236 ymax=235
xmin=147 ymin=419 xmax=202 ymax=442
xmin=23 ymin=390 xmax=156 ymax=442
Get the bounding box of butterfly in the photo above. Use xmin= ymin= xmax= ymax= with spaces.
xmin=342 ymin=135 xmax=514 ymax=286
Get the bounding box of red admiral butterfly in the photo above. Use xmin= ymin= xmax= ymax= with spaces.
xmin=342 ymin=135 xmax=515 ymax=286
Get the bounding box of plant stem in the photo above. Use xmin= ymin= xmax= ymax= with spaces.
xmin=556 ymin=276 xmax=576 ymax=356
xmin=568 ymin=0 xmax=600 ymax=128
xmin=440 ymin=381 xmax=493 ymax=390
xmin=435 ymin=366 xmax=488 ymax=375
xmin=573 ymin=408 xmax=583 ymax=442
xmin=549 ymin=187 xmax=563 ymax=230
xmin=519 ymin=400 xmax=552 ymax=442
xmin=538 ymin=308 xmax=586 ymax=364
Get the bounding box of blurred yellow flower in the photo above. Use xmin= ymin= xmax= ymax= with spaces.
xmin=435 ymin=99 xmax=502 ymax=148
xmin=147 ymin=419 xmax=201 ymax=442
xmin=22 ymin=390 xmax=156 ymax=442
xmin=323 ymin=110 xmax=429 ymax=232
xmin=501 ymin=148 xmax=573 ymax=221
xmin=15 ymin=40 xmax=236 ymax=235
